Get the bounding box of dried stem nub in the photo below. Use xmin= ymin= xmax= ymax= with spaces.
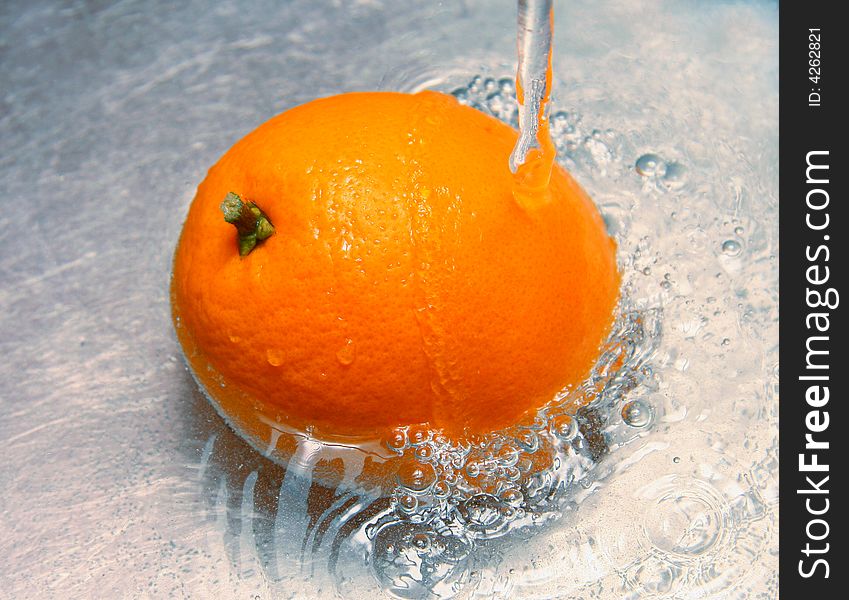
xmin=220 ymin=192 xmax=275 ymax=256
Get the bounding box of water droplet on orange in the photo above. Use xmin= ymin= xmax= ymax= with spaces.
xmin=266 ymin=348 xmax=283 ymax=367
xmin=336 ymin=338 xmax=356 ymax=365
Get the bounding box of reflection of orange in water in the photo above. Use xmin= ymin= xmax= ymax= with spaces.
xmin=171 ymin=90 xmax=619 ymax=441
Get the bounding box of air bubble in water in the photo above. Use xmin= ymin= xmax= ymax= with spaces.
xmin=500 ymin=487 xmax=523 ymax=506
xmin=496 ymin=443 xmax=520 ymax=466
xmin=451 ymin=87 xmax=469 ymax=102
xmin=408 ymin=425 xmax=430 ymax=446
xmin=721 ymin=239 xmax=742 ymax=256
xmin=397 ymin=493 xmax=419 ymax=513
xmin=386 ymin=428 xmax=408 ymax=452
xmin=550 ymin=414 xmax=578 ymax=441
xmin=517 ymin=430 xmax=539 ymax=453
xmin=459 ymin=494 xmax=508 ymax=538
xmin=416 ymin=444 xmax=435 ymax=461
xmin=621 ymin=400 xmax=653 ymax=427
xmin=433 ymin=480 xmax=451 ymax=498
xmin=396 ymin=460 xmax=437 ymax=492
xmin=635 ymin=153 xmax=664 ymax=176
xmin=412 ymin=532 xmax=430 ymax=550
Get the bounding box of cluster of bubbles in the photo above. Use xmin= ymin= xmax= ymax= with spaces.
xmin=451 ymin=76 xmax=697 ymax=202
xmin=450 ymin=75 xmax=520 ymax=128
xmin=450 ymin=75 xmax=619 ymax=170
xmin=635 ymin=153 xmax=688 ymax=190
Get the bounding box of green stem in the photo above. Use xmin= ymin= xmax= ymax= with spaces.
xmin=220 ymin=192 xmax=275 ymax=256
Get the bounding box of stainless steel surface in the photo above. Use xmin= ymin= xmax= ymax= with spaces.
xmin=1 ymin=1 xmax=778 ymax=598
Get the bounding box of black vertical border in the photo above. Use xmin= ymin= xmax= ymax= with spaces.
xmin=779 ymin=2 xmax=845 ymax=596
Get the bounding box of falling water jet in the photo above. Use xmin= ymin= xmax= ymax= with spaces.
xmin=510 ymin=0 xmax=556 ymax=199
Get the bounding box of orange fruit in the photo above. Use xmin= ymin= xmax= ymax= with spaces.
xmin=171 ymin=90 xmax=619 ymax=442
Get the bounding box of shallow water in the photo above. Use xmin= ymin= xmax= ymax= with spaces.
xmin=0 ymin=1 xmax=777 ymax=597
